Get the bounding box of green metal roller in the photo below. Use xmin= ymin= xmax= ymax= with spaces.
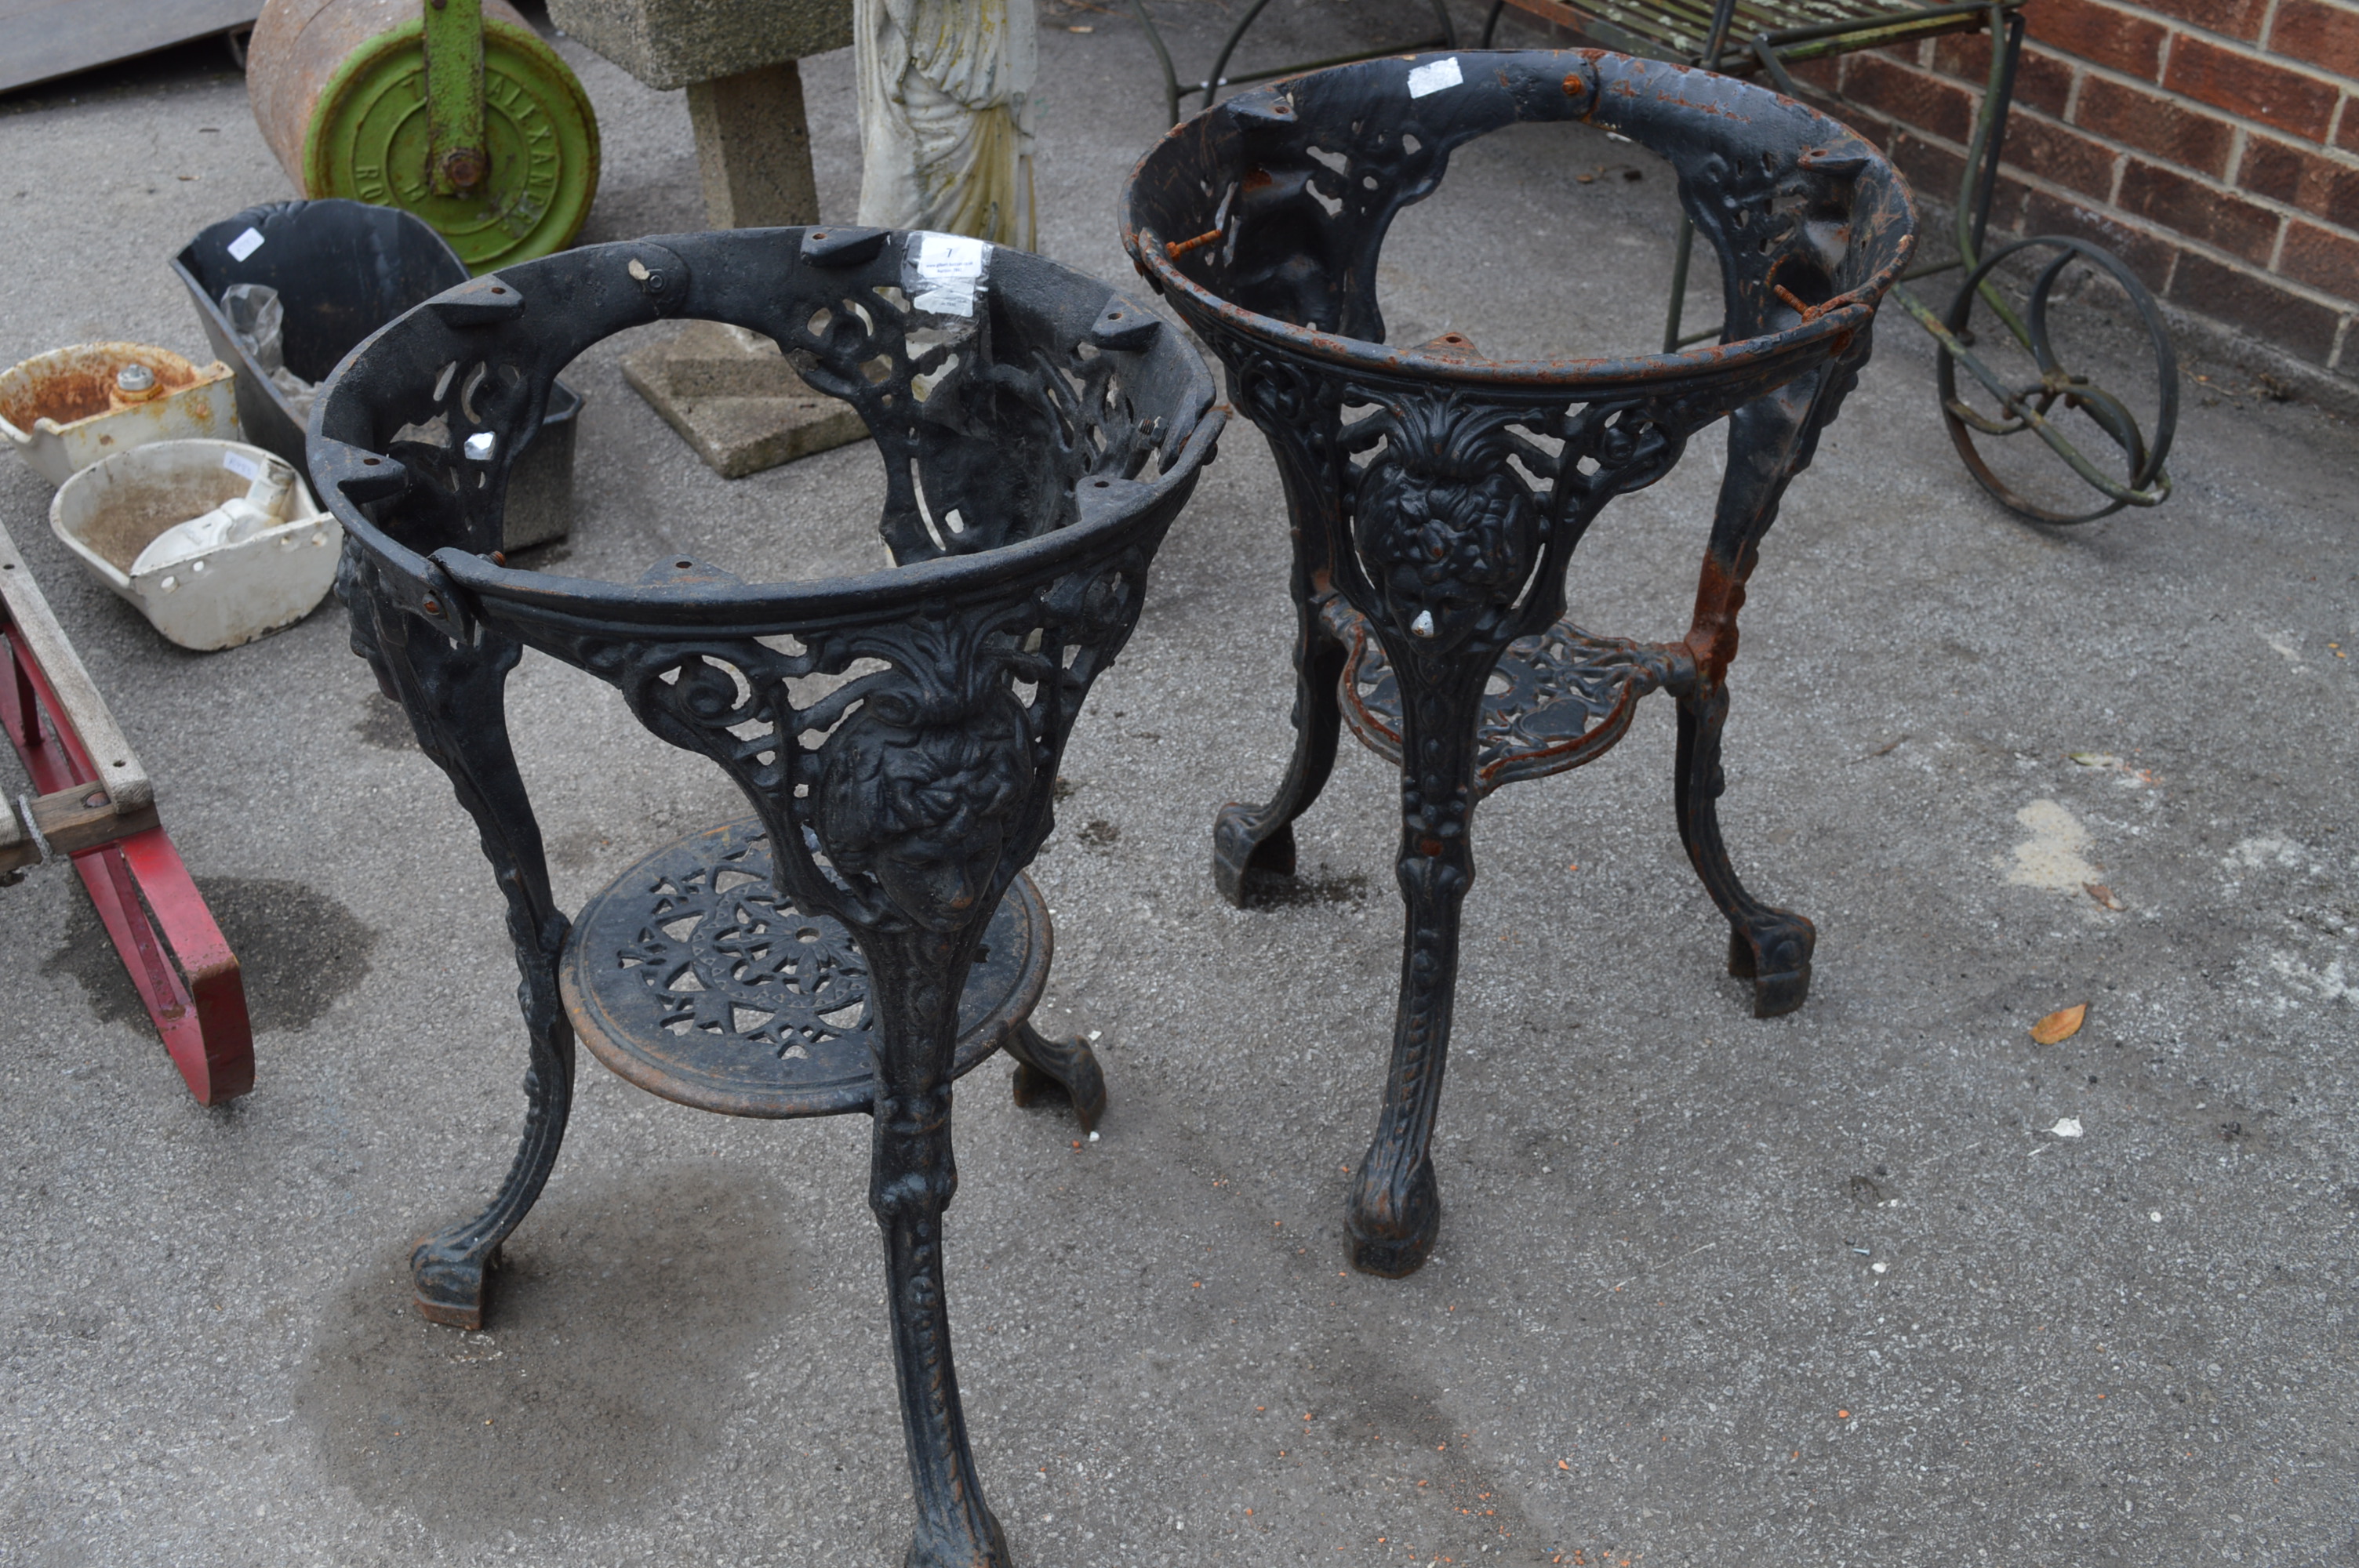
xmin=247 ymin=0 xmax=600 ymax=271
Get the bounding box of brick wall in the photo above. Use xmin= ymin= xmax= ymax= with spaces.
xmin=1783 ymin=0 xmax=2359 ymax=384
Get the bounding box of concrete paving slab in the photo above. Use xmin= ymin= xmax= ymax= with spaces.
xmin=2 ymin=5 xmax=2354 ymax=1566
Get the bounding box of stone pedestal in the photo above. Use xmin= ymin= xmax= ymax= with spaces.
xmin=686 ymin=63 xmax=819 ymax=228
xmin=549 ymin=0 xmax=863 ymax=477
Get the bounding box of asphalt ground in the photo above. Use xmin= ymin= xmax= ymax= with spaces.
xmin=2 ymin=3 xmax=2355 ymax=1565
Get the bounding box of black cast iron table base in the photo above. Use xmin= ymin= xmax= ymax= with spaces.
xmin=316 ymin=223 xmax=1221 ymax=1566
xmin=1320 ymin=594 xmax=1811 ymax=1014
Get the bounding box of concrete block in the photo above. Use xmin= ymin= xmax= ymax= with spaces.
xmin=618 ymin=321 xmax=867 ymax=479
xmin=546 ymin=0 xmax=852 ymax=89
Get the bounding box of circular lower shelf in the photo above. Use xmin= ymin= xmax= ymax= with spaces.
xmin=561 ymin=818 xmax=1048 ymax=1119
xmin=1331 ymin=601 xmax=1662 ymax=796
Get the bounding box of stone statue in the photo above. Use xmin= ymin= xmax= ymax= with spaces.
xmin=855 ymin=0 xmax=1037 ymax=249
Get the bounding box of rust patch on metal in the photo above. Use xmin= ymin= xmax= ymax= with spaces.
xmin=1684 ymin=550 xmax=1747 ymax=689
xmin=1166 ymin=227 xmax=1223 ymax=261
xmin=0 ymin=345 xmax=205 ymax=431
xmin=1772 ymin=283 xmax=1826 ymax=323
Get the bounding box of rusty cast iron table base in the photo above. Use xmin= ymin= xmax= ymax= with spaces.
xmin=1125 ymin=48 xmax=1914 ymax=1278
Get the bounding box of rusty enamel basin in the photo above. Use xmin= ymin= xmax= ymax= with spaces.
xmin=0 ymin=343 xmax=242 ymax=488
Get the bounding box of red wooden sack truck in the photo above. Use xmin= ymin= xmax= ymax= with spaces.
xmin=2 ymin=519 xmax=252 ymax=1104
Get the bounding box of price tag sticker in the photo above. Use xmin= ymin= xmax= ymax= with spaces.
xmin=220 ymin=448 xmax=262 ymax=481
xmin=907 ymin=233 xmax=990 ymax=318
xmin=1406 ymin=56 xmax=1462 ymax=98
xmin=226 ymin=227 xmax=266 ymax=262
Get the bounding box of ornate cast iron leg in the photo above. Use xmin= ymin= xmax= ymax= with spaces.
xmin=1003 ymin=1020 xmax=1107 ymax=1133
xmin=349 ymin=580 xmax=576 ymax=1329
xmin=1672 ymin=682 xmax=1813 ymax=1018
xmin=1209 ymin=354 xmax=1348 ymax=909
xmin=1669 ymin=381 xmax=1843 ymax=1020
xmin=1347 ymin=655 xmax=1488 ymax=1278
xmin=1212 ymin=589 xmax=1348 ymax=905
xmin=863 ymin=927 xmax=1009 ymax=1568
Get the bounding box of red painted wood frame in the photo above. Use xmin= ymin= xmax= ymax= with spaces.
xmin=2 ymin=616 xmax=252 ymax=1105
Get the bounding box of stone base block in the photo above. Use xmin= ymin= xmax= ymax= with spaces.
xmin=619 ymin=320 xmax=867 ymax=480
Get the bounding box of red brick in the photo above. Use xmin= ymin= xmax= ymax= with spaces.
xmin=1890 ymin=128 xmax=1971 ymax=211
xmin=2074 ymin=75 xmax=2237 ymax=176
xmin=2342 ymin=102 xmax=2359 ymax=155
xmin=2138 ymin=0 xmax=2270 ymax=42
xmin=2017 ymin=189 xmax=2180 ymax=292
xmin=2017 ymin=46 xmax=2078 ymax=120
xmin=2026 ymin=0 xmax=2166 ymax=80
xmin=2001 ymin=114 xmax=2120 ymax=200
xmin=1951 ymin=169 xmax=2036 ymax=244
xmin=1802 ymin=91 xmax=1892 ymax=152
xmin=1929 ymin=31 xmax=1987 ymax=79
xmin=1986 ymin=172 xmax=2035 ymax=238
xmin=1839 ymin=52 xmax=1978 ymax=144
xmin=1789 ymin=56 xmax=1841 ymax=93
xmin=2278 ymin=220 xmax=2359 ymax=297
xmin=2164 ymin=34 xmax=2342 ymax=141
xmin=2269 ymin=0 xmax=2359 ymax=83
xmin=2119 ymin=159 xmax=2284 ymax=261
xmin=1928 ymin=33 xmax=2075 ymax=118
xmin=1779 ymin=71 xmax=1878 ymax=138
xmin=2168 ymin=250 xmax=2346 ymax=361
xmin=2237 ymin=136 xmax=2359 ymax=228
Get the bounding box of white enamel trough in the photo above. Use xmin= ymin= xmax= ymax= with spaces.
xmin=49 ymin=439 xmax=342 ymax=652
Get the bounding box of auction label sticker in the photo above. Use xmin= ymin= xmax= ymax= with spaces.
xmin=226 ymin=227 xmax=266 ymax=262
xmin=220 ymin=448 xmax=263 ymax=481
xmin=908 ymin=233 xmax=990 ymax=318
xmin=1406 ymin=56 xmax=1463 ymax=98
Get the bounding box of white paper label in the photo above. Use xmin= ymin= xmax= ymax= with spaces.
xmin=908 ymin=232 xmax=989 ymax=318
xmin=1406 ymin=56 xmax=1462 ymax=98
xmin=220 ymin=449 xmax=262 ymax=481
xmin=226 ymin=227 xmax=266 ymax=262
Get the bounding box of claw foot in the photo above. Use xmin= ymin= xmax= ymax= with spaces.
xmin=1006 ymin=1022 xmax=1107 ymax=1133
xmin=1727 ymin=915 xmax=1814 ymax=1018
xmin=1212 ymin=808 xmax=1295 ymax=908
xmin=411 ymin=1241 xmax=493 ymax=1329
xmin=1347 ymin=1153 xmax=1441 ymax=1278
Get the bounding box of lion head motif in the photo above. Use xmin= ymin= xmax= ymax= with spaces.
xmin=1351 ymin=398 xmax=1542 ymax=654
xmin=815 ymin=678 xmax=1036 ymax=934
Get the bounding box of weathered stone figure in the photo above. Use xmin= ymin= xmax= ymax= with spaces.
xmin=856 ymin=0 xmax=1037 ymax=248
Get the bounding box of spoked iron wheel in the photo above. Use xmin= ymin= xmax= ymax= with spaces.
xmin=1935 ymin=234 xmax=2178 ymax=524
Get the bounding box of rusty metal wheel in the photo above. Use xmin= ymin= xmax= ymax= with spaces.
xmin=1936 ymin=234 xmax=2178 ymax=524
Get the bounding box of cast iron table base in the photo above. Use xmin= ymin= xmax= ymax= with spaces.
xmin=1125 ymin=48 xmax=1914 ymax=1277
xmin=314 ymin=225 xmax=1219 ymax=1566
